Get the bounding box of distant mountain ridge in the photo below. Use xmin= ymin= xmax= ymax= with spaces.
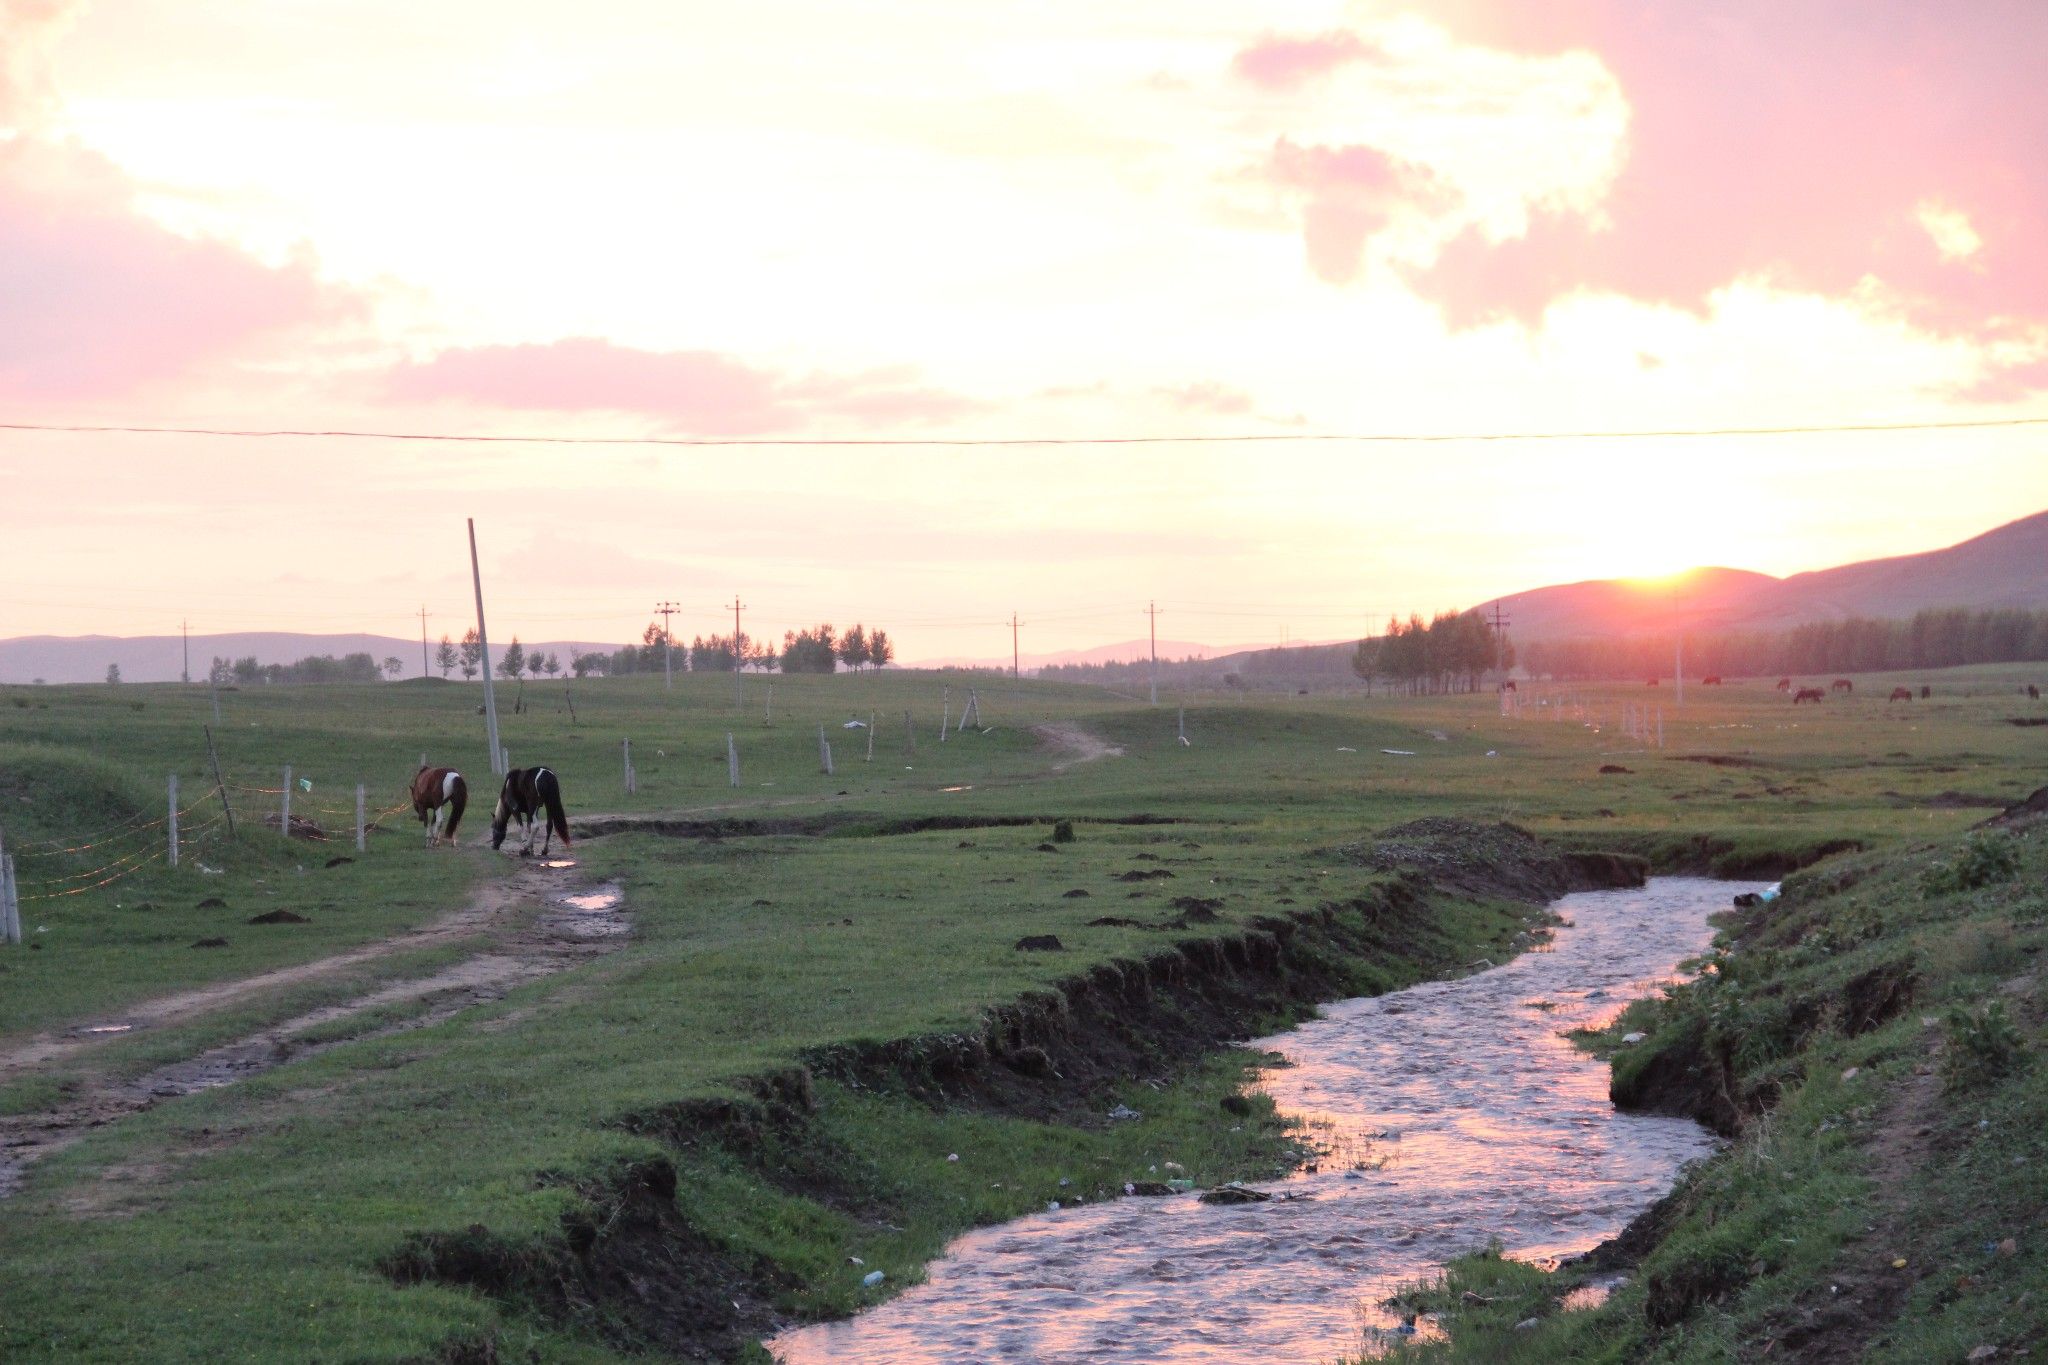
xmin=0 ymin=633 xmax=610 ymax=686
xmin=1490 ymin=510 xmax=2048 ymax=640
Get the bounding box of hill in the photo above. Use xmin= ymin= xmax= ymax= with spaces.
xmin=1496 ymin=510 xmax=2048 ymax=640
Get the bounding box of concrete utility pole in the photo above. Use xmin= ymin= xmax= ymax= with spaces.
xmin=1145 ymin=600 xmax=1162 ymax=705
xmin=181 ymin=619 xmax=190 ymax=684
xmin=1010 ymin=612 xmax=1025 ymax=680
xmin=654 ymin=600 xmax=680 ymax=690
xmin=1676 ymin=638 xmax=1685 ymax=708
xmin=418 ymin=605 xmax=431 ymax=680
xmin=467 ymin=518 xmax=503 ymax=775
xmin=727 ymin=597 xmax=746 ymax=706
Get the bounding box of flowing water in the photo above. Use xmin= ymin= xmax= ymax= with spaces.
xmin=771 ymin=877 xmax=1761 ymax=1364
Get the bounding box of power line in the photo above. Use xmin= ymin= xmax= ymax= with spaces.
xmin=3 ymin=415 xmax=2046 ymax=448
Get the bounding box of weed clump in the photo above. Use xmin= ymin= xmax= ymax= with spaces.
xmin=1052 ymin=819 xmax=1075 ymax=843
xmin=1942 ymin=999 xmax=2024 ymax=1090
xmin=1921 ymin=832 xmax=2020 ymax=896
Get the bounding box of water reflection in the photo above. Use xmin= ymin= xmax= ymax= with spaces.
xmin=770 ymin=878 xmax=1758 ymax=1364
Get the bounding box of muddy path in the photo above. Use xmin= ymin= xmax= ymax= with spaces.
xmin=0 ymin=866 xmax=627 ymax=1198
xmin=1032 ymin=723 xmax=1125 ymax=769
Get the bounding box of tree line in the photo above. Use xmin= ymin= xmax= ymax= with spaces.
xmin=1352 ymin=610 xmax=1511 ymax=693
xmin=551 ymin=622 xmax=894 ymax=678
xmin=1518 ymin=606 xmax=2048 ymax=681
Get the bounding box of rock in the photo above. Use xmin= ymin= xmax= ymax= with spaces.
xmin=1198 ymin=1183 xmax=1272 ymax=1205
xmin=1014 ymin=934 xmax=1065 ymax=952
xmin=1842 ymin=1066 xmax=1861 ymax=1081
xmin=1999 ymin=1237 xmax=2018 ymax=1257
xmin=1513 ymin=1317 xmax=1541 ymax=1331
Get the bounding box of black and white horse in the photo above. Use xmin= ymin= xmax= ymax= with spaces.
xmin=490 ymin=766 xmax=572 ymax=856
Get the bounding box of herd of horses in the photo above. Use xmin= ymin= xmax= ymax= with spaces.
xmin=1533 ymin=675 xmax=2041 ymax=704
xmin=408 ymin=763 xmax=573 ymax=854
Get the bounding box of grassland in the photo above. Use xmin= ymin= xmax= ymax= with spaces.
xmin=0 ymin=664 xmax=2041 ymax=1361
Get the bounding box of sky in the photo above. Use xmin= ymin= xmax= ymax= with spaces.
xmin=4 ymin=0 xmax=2047 ymax=662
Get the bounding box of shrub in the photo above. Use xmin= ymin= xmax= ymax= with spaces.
xmin=1051 ymin=819 xmax=1075 ymax=843
xmin=1922 ymin=832 xmax=2021 ymax=897
xmin=1943 ymin=999 xmax=2024 ymax=1090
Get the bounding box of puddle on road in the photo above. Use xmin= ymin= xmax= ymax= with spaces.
xmin=560 ymin=886 xmax=621 ymax=913
xmin=548 ymin=882 xmax=628 ymax=939
xmin=72 ymin=1024 xmax=135 ymax=1037
xmin=770 ymin=877 xmax=1762 ymax=1364
xmin=540 ymin=859 xmax=578 ymax=869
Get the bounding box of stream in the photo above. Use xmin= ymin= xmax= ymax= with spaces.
xmin=770 ymin=877 xmax=1762 ymax=1364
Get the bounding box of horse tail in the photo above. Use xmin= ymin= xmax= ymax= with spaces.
xmin=445 ymin=775 xmax=467 ymax=839
xmin=540 ymin=769 xmax=572 ymax=847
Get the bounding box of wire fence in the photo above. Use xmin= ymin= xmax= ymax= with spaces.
xmin=0 ymin=759 xmax=421 ymax=931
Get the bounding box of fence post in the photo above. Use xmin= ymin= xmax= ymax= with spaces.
xmin=765 ymin=684 xmax=773 ymax=726
xmin=355 ymin=783 xmax=367 ymax=852
xmin=819 ymin=724 xmax=833 ymax=776
xmin=3 ymin=850 xmax=19 ymax=945
xmin=866 ymin=713 xmax=875 ymax=762
xmin=205 ymin=724 xmax=235 ymax=839
xmin=904 ymin=710 xmax=915 ymax=755
xmin=623 ymin=739 xmax=634 ymax=794
xmin=940 ymin=688 xmax=950 ymax=742
xmin=281 ymin=764 xmax=292 ymax=840
xmin=168 ymin=774 xmax=179 ymax=869
xmin=727 ymin=733 xmax=739 ymax=787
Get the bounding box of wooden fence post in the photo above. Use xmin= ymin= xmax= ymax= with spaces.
xmin=819 ymin=724 xmax=833 ymax=776
xmin=281 ymin=765 xmax=292 ymax=840
xmin=356 ymin=783 xmax=367 ymax=852
xmin=727 ymin=733 xmax=739 ymax=787
xmin=168 ymin=775 xmax=179 ymax=869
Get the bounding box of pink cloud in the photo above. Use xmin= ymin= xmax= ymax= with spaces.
xmin=1376 ymin=0 xmax=2048 ymax=376
xmin=0 ymin=139 xmax=349 ymax=401
xmin=1256 ymin=139 xmax=1451 ymax=285
xmin=1153 ymin=380 xmax=1255 ymax=416
xmin=386 ymin=337 xmax=985 ymax=435
xmin=1231 ymin=31 xmax=1376 ymax=90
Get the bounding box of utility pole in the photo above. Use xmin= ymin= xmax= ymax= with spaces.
xmin=1676 ymin=637 xmax=1684 ymax=708
xmin=418 ymin=605 xmax=431 ymax=680
xmin=467 ymin=518 xmax=503 ymax=775
xmin=181 ymin=619 xmax=190 ymax=684
xmin=1489 ymin=599 xmax=1512 ymax=687
xmin=1010 ymin=612 xmax=1024 ymax=680
xmin=1145 ymin=601 xmax=1162 ymax=705
xmin=654 ymin=600 xmax=680 ymax=690
xmin=727 ymin=596 xmax=746 ymax=707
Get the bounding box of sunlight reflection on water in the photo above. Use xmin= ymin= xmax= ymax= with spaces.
xmin=769 ymin=877 xmax=1762 ymax=1365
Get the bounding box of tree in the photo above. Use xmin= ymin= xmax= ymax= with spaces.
xmin=526 ymin=649 xmax=546 ymax=679
xmin=459 ymin=628 xmax=481 ymax=680
xmin=838 ymin=623 xmax=870 ymax=671
xmin=382 ymin=656 xmax=404 ymax=679
xmin=781 ymin=624 xmax=838 ymax=674
xmin=868 ymin=628 xmax=894 ymax=669
xmin=233 ymin=656 xmax=262 ymax=684
xmin=572 ymin=651 xmax=606 ymax=678
xmin=209 ymin=656 xmax=233 ymax=686
xmin=105 ymin=663 xmax=121 ymax=685
xmin=497 ymin=637 xmax=526 ymax=680
xmin=543 ymin=652 xmax=561 ymax=677
xmin=436 ymin=634 xmax=458 ymax=678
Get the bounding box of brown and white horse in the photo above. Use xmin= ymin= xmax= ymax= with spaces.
xmin=411 ymin=765 xmax=468 ymax=846
xmin=491 ymin=766 xmax=572 ymax=856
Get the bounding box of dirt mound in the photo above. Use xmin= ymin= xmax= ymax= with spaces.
xmin=1983 ymin=783 xmax=2048 ymax=827
xmin=1670 ymin=754 xmax=1761 ymax=767
xmin=246 ymin=910 xmax=308 ymax=925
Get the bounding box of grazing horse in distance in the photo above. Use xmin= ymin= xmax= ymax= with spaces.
xmin=1793 ymin=687 xmax=1826 ymax=704
xmin=1776 ymin=677 xmax=1792 ymax=692
xmin=2030 ymin=684 xmax=2042 ymax=701
xmin=411 ymin=766 xmax=467 ymax=847
xmin=1920 ymin=685 xmax=1931 ymax=699
xmin=1830 ymin=678 xmax=1854 ymax=694
xmin=1702 ymin=675 xmax=1723 ymax=686
xmin=1889 ymin=687 xmax=1913 ymax=702
xmin=491 ymin=766 xmax=573 ymax=857
xmin=1499 ymin=679 xmax=1516 ymax=692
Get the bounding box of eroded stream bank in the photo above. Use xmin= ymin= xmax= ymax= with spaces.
xmin=772 ymin=877 xmax=1761 ymax=1363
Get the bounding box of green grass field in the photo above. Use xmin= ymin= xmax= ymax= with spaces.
xmin=0 ymin=665 xmax=2041 ymax=1360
